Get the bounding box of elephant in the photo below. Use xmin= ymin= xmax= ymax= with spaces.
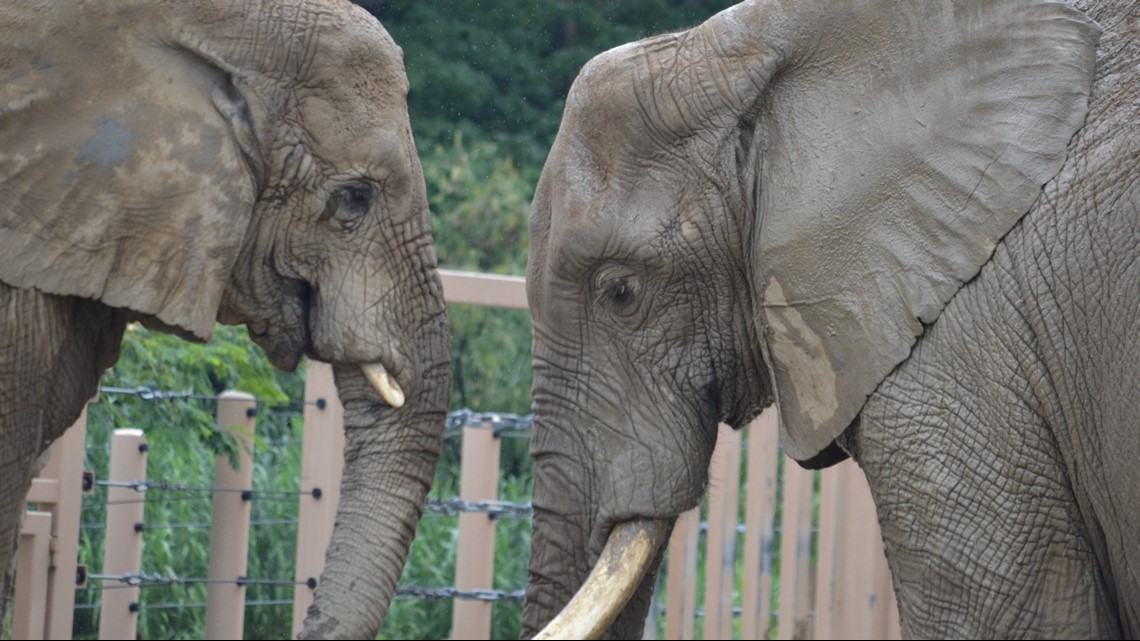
xmin=521 ymin=0 xmax=1140 ymax=638
xmin=0 ymin=1 xmax=450 ymax=638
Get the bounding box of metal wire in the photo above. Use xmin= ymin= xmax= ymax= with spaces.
xmin=424 ymin=497 xmax=532 ymax=518
xmin=86 ymin=572 xmax=310 ymax=589
xmin=87 ymin=573 xmax=524 ymax=604
xmin=395 ymin=586 xmax=525 ymax=602
xmin=94 ymin=479 xmax=318 ymax=497
xmin=444 ymin=408 xmax=533 ymax=437
xmin=96 ymin=387 xmax=537 ymax=436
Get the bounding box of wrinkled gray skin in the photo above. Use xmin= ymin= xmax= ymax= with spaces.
xmin=523 ymin=0 xmax=1139 ymax=638
xmin=0 ymin=1 xmax=450 ymax=638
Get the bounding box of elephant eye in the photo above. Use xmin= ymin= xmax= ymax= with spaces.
xmin=323 ymin=182 xmax=374 ymax=230
xmin=599 ymin=276 xmax=638 ymax=314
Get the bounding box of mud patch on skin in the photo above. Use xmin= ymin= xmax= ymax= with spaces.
xmin=74 ymin=119 xmax=137 ymax=174
xmin=764 ymin=278 xmax=838 ymax=427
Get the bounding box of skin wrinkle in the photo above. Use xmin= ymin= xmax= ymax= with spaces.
xmin=857 ymin=165 xmax=1130 ymax=634
xmin=670 ymin=35 xmax=710 ymax=135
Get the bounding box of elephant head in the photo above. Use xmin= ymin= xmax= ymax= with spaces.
xmin=0 ymin=1 xmax=449 ymax=637
xmin=521 ymin=0 xmax=1099 ymax=637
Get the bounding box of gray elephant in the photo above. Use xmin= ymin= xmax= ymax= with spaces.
xmin=522 ymin=0 xmax=1139 ymax=638
xmin=0 ymin=1 xmax=449 ymax=638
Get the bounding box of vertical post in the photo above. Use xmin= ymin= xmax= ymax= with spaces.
xmin=776 ymin=455 xmax=816 ymax=640
xmin=16 ymin=404 xmax=89 ymax=640
xmin=292 ymin=361 xmax=345 ymax=637
xmin=450 ymin=418 xmax=501 ymax=640
xmin=98 ymin=428 xmax=147 ymax=641
xmin=703 ymin=424 xmax=742 ymax=640
xmin=884 ymin=586 xmax=902 ymax=640
xmin=205 ymin=392 xmax=257 ymax=640
xmin=664 ymin=508 xmax=700 ymax=640
xmin=824 ymin=460 xmax=900 ymax=640
xmin=814 ymin=463 xmax=841 ymax=640
xmin=44 ymin=406 xmax=88 ymax=640
xmin=741 ymin=408 xmax=780 ymax=640
xmin=13 ymin=512 xmax=52 ymax=640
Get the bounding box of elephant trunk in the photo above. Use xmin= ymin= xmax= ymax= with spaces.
xmin=297 ymin=351 xmax=449 ymax=638
xmin=521 ymin=442 xmax=670 ymax=640
xmin=532 ymin=519 xmax=670 ymax=640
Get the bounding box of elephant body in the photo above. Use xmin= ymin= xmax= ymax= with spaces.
xmin=0 ymin=290 xmax=129 ymax=619
xmin=0 ymin=1 xmax=451 ymax=638
xmin=848 ymin=31 xmax=1140 ymax=632
xmin=521 ymin=0 xmax=1139 ymax=638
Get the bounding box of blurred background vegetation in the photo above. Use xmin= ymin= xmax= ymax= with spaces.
xmin=50 ymin=2 xmax=740 ymax=640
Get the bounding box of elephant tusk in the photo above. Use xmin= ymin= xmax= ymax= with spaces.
xmin=534 ymin=518 xmax=670 ymax=640
xmin=360 ymin=362 xmax=405 ymax=408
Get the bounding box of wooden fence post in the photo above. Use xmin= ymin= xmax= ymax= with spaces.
xmin=703 ymin=424 xmax=742 ymax=640
xmin=777 ymin=445 xmax=817 ymax=640
xmin=741 ymin=408 xmax=780 ymax=640
xmin=292 ymin=361 xmax=345 ymax=637
xmin=16 ymin=403 xmax=89 ymax=640
xmin=664 ymin=507 xmax=701 ymax=640
xmin=205 ymin=392 xmax=257 ymax=640
xmin=98 ymin=428 xmax=147 ymax=641
xmin=450 ymin=418 xmax=501 ymax=640
xmin=814 ymin=460 xmax=841 ymax=641
xmin=814 ymin=461 xmax=900 ymax=640
xmin=14 ymin=511 xmax=52 ymax=639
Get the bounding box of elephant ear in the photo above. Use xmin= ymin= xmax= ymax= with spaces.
xmin=0 ymin=3 xmax=260 ymax=341
xmin=693 ymin=0 xmax=1099 ymax=460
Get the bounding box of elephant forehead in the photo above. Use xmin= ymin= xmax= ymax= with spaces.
xmin=549 ymin=160 xmax=679 ymax=254
xmin=298 ymin=92 xmax=408 ymax=172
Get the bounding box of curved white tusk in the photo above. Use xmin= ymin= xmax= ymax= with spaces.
xmin=360 ymin=362 xmax=405 ymax=408
xmin=534 ymin=519 xmax=670 ymax=640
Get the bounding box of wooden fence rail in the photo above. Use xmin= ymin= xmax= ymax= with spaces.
xmin=16 ymin=269 xmax=900 ymax=639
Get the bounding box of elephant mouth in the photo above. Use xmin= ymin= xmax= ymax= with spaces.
xmin=243 ymin=310 xmax=407 ymax=408
xmin=533 ymin=518 xmax=670 ymax=640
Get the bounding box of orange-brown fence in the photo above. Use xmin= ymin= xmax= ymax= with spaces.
xmin=16 ymin=269 xmax=899 ymax=640
xmin=658 ymin=415 xmax=901 ymax=640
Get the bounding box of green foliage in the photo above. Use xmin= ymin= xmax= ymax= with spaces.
xmin=363 ymin=0 xmax=739 ymax=172
xmin=423 ymin=136 xmax=535 ymax=476
xmin=90 ymin=325 xmax=302 ymax=462
xmin=72 ymin=326 xmax=307 ymax=640
xmin=378 ymin=469 xmax=532 ymax=640
xmin=425 ymin=135 xmax=531 ymax=277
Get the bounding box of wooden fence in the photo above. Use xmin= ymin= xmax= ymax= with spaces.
xmin=15 ymin=269 xmax=900 ymax=640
